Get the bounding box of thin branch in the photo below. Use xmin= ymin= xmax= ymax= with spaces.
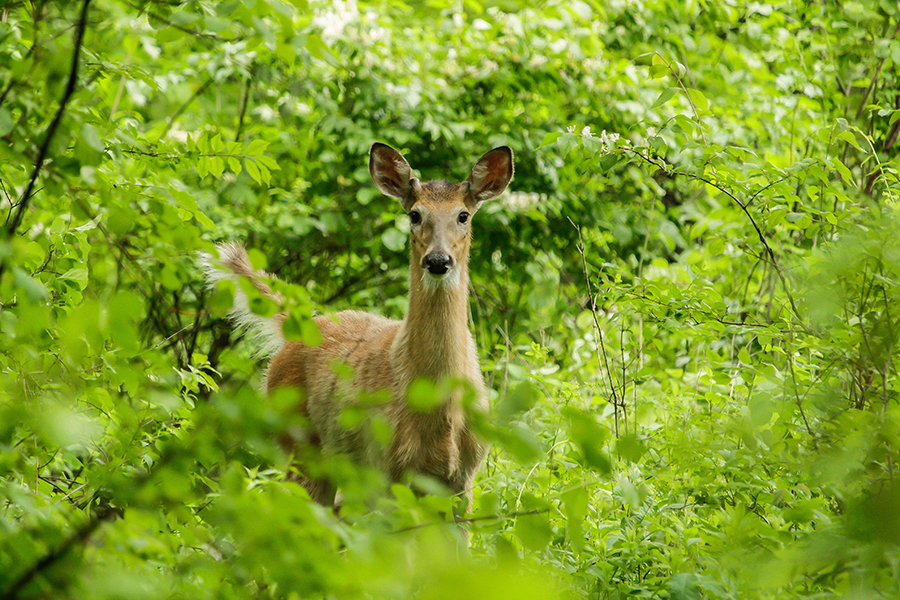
xmin=787 ymin=354 xmax=818 ymax=449
xmin=746 ymin=172 xmax=795 ymax=208
xmin=390 ymin=508 xmax=549 ymax=535
xmin=4 ymin=0 xmax=92 ymax=240
xmin=125 ymin=1 xmax=225 ymax=44
xmin=569 ymin=217 xmax=623 ymax=436
xmin=629 ymin=289 xmax=772 ymax=329
xmin=159 ymin=77 xmax=214 ymax=139
xmin=0 ymin=75 xmax=19 ymax=110
xmin=653 ymin=52 xmax=708 ymax=147
xmin=145 ymin=322 xmax=195 ymax=354
xmin=882 ymin=283 xmax=896 ymax=413
xmin=854 ymin=18 xmax=900 ymax=121
xmin=108 ymin=43 xmax=134 ymax=119
xmin=0 ymin=512 xmax=112 ymax=600
xmin=235 ymin=76 xmax=252 ymax=142
xmin=629 ymin=149 xmax=809 ymax=332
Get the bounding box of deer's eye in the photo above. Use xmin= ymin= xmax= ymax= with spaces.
xmin=458 ymin=212 xmax=470 ymax=224
xmin=409 ymin=210 xmax=421 ymax=225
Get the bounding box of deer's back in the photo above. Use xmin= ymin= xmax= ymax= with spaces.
xmin=266 ymin=310 xmax=401 ymax=462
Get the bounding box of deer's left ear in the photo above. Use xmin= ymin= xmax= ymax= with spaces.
xmin=464 ymin=146 xmax=514 ymax=210
xmin=370 ymin=143 xmax=420 ymax=210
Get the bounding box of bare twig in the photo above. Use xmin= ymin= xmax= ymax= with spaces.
xmin=0 ymin=512 xmax=111 ymax=600
xmin=854 ymin=19 xmax=900 ymax=121
xmin=653 ymin=52 xmax=708 ymax=147
xmin=4 ymin=0 xmax=92 ymax=240
xmin=125 ymin=1 xmax=226 ymax=44
xmin=109 ymin=43 xmax=134 ymax=119
xmin=235 ymin=76 xmax=252 ymax=142
xmin=390 ymin=508 xmax=549 ymax=535
xmin=628 ymin=149 xmax=809 ymax=332
xmin=568 ymin=217 xmax=624 ymax=436
xmin=159 ymin=77 xmax=214 ymax=139
xmin=787 ymin=354 xmax=818 ymax=449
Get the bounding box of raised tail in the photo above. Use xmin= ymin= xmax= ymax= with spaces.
xmin=202 ymin=242 xmax=286 ymax=358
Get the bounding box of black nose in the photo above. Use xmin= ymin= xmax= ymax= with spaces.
xmin=424 ymin=253 xmax=452 ymax=275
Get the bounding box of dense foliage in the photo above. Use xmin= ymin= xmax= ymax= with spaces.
xmin=2 ymin=0 xmax=899 ymax=598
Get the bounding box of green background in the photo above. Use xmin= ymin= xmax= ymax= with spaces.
xmin=1 ymin=0 xmax=899 ymax=598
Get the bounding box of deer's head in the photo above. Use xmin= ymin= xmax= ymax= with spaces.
xmin=369 ymin=143 xmax=514 ymax=290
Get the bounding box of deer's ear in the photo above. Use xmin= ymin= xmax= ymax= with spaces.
xmin=370 ymin=143 xmax=416 ymax=209
xmin=465 ymin=146 xmax=514 ymax=209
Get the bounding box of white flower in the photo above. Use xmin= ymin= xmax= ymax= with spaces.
xmin=314 ymin=0 xmax=359 ymax=41
xmin=581 ymin=126 xmax=593 ymax=138
xmin=599 ymin=130 xmax=620 ymax=147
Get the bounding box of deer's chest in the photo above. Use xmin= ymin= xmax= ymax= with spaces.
xmin=388 ymin=404 xmax=468 ymax=486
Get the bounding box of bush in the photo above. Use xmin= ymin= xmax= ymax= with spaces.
xmin=1 ymin=0 xmax=898 ymax=598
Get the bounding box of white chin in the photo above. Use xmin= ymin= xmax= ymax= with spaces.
xmin=422 ymin=268 xmax=461 ymax=291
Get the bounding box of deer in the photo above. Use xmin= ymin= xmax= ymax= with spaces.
xmin=204 ymin=142 xmax=514 ymax=526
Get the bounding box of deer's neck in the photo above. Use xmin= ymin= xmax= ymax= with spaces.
xmin=394 ymin=263 xmax=472 ymax=381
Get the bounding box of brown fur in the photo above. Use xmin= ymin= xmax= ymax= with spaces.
xmin=209 ymin=143 xmax=514 ymax=518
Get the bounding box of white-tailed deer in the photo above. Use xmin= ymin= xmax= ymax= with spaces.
xmin=205 ymin=143 xmax=514 ymax=520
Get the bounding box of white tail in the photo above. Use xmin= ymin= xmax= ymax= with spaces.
xmin=206 ymin=143 xmax=514 ymax=520
xmin=201 ymin=242 xmax=286 ymax=360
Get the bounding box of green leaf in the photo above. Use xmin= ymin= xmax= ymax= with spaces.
xmin=563 ymin=407 xmax=610 ymax=472
xmin=556 ymin=132 xmax=580 ymax=157
xmin=495 ymin=380 xmax=539 ymax=419
xmin=246 ymin=248 xmax=267 ymax=270
xmin=562 ymin=486 xmax=588 ymax=551
xmin=245 ymin=158 xmax=262 ymax=183
xmin=209 ymin=280 xmax=235 ymax=317
xmin=749 ymin=395 xmax=775 ymax=427
xmin=14 ymin=267 xmax=48 ymax=301
xmin=203 ymin=15 xmax=231 ymax=33
xmin=582 ymin=135 xmax=604 ymax=154
xmin=836 ymin=129 xmax=862 ymax=150
xmin=407 ymin=378 xmax=442 ymax=411
xmin=107 ymin=291 xmax=143 ymax=354
xmin=300 ymin=318 xmax=322 ymax=347
xmin=305 ymin=33 xmax=338 ymax=66
xmin=648 ymin=63 xmax=669 ymax=79
xmin=283 ymin=312 xmax=322 ymax=346
xmin=514 ymin=513 xmax=553 ymax=551
xmin=687 ymin=88 xmax=709 ymax=112
xmin=382 ymin=227 xmax=407 ymax=252
xmin=241 ymin=277 xmax=276 ymax=317
xmin=615 ymin=434 xmax=647 ymax=463
xmin=537 ymin=131 xmax=563 ymax=149
xmin=246 ymin=139 xmax=269 ymax=155
xmin=832 ymin=157 xmax=854 ymax=182
xmin=651 ymin=87 xmax=679 ymax=109
xmin=257 ymin=155 xmax=280 ymax=170
xmin=60 ymin=267 xmax=89 ymax=287
xmin=209 ymin=156 xmax=226 ymax=178
xmin=672 ymin=113 xmax=696 ymax=135
xmin=0 ymin=108 xmax=15 ymax=136
xmin=81 ymin=123 xmax=105 ymax=152
xmin=667 ymin=573 xmax=702 ymax=600
xmin=196 ymin=155 xmax=210 ymax=178
xmin=492 ymin=423 xmax=543 ymax=464
xmin=169 ymin=11 xmax=200 ymax=26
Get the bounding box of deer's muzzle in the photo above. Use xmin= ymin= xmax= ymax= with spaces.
xmin=423 ymin=253 xmax=453 ymax=275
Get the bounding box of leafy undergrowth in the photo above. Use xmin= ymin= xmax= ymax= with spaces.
xmin=2 ymin=0 xmax=899 ymax=598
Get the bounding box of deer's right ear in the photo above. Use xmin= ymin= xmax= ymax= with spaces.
xmin=465 ymin=146 xmax=514 ymax=210
xmin=370 ymin=143 xmax=416 ymax=209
